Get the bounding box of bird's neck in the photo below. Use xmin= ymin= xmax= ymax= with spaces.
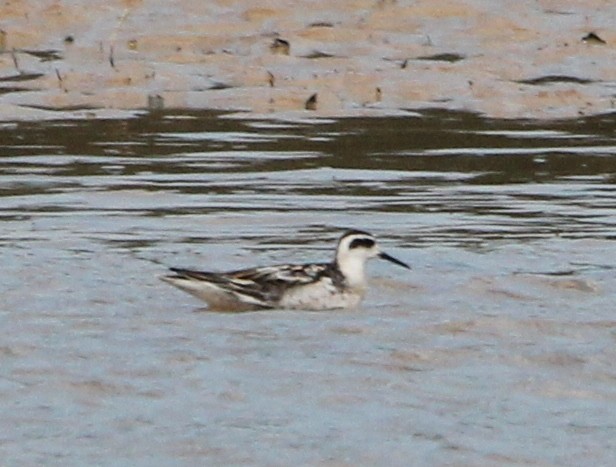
xmin=336 ymin=256 xmax=367 ymax=289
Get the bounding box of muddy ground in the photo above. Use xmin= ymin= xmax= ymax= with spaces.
xmin=0 ymin=0 xmax=614 ymax=120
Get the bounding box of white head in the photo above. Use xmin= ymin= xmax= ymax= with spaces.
xmin=335 ymin=230 xmax=410 ymax=288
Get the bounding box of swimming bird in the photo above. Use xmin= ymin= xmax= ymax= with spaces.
xmin=161 ymin=230 xmax=409 ymax=311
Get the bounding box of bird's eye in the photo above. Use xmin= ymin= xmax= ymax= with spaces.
xmin=349 ymin=238 xmax=375 ymax=249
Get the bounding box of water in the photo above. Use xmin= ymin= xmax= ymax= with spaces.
xmin=1 ymin=110 xmax=616 ymax=465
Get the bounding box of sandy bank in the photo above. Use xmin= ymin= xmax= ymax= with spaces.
xmin=0 ymin=0 xmax=614 ymax=121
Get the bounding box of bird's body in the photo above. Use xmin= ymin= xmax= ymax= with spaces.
xmin=161 ymin=230 xmax=409 ymax=311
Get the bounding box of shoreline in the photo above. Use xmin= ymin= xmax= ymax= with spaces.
xmin=0 ymin=0 xmax=614 ymax=122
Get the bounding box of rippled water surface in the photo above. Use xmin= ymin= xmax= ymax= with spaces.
xmin=1 ymin=110 xmax=616 ymax=465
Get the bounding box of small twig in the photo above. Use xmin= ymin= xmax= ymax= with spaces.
xmin=107 ymin=7 xmax=132 ymax=70
xmin=55 ymin=68 xmax=67 ymax=91
xmin=109 ymin=45 xmax=116 ymax=69
xmin=11 ymin=48 xmax=20 ymax=73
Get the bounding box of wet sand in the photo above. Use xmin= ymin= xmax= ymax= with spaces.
xmin=0 ymin=0 xmax=614 ymax=121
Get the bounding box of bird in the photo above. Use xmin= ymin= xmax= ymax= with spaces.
xmin=161 ymin=230 xmax=410 ymax=311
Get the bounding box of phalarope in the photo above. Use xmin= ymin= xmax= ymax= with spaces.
xmin=161 ymin=230 xmax=409 ymax=311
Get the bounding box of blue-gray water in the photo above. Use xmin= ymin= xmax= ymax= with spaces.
xmin=1 ymin=110 xmax=616 ymax=465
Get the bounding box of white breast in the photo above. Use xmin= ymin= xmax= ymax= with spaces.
xmin=278 ymin=278 xmax=365 ymax=310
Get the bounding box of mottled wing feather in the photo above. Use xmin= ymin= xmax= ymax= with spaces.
xmin=231 ymin=264 xmax=328 ymax=284
xmin=169 ymin=263 xmax=336 ymax=306
xmin=225 ymin=264 xmax=331 ymax=302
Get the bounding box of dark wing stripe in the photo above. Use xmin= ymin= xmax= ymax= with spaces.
xmin=168 ymin=262 xmax=346 ymax=305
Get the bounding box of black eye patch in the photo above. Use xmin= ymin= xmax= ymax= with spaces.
xmin=349 ymin=238 xmax=375 ymax=249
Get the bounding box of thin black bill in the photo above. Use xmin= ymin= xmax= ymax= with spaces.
xmin=379 ymin=252 xmax=410 ymax=269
